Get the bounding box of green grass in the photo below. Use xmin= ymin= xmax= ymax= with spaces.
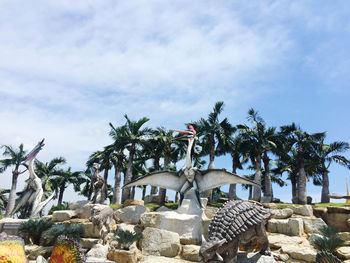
xmin=144 ymin=202 xmax=178 ymax=211
xmin=110 ymin=204 xmax=124 ymax=209
xmin=276 ymin=202 xmax=347 ymax=209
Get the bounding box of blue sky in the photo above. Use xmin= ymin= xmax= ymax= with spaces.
xmin=1 ymin=1 xmax=350 ymax=204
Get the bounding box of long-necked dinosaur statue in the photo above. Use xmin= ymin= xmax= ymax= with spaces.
xmin=123 ymin=125 xmax=258 ymax=208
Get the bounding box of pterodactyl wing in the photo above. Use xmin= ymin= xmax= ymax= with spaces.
xmin=123 ymin=171 xmax=187 ymax=192
xmin=197 ymin=169 xmax=259 ymax=192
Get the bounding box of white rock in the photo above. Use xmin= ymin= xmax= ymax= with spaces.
xmin=337 ymin=246 xmax=350 ymax=259
xmin=237 ymin=252 xmax=276 ymax=263
xmin=303 ymin=217 xmax=327 ymax=234
xmin=156 ymin=206 xmax=171 ymax=212
xmin=271 ymin=208 xmax=293 ymax=219
xmin=288 ymin=205 xmax=313 ymax=216
xmin=268 ymin=233 xmax=303 ymax=249
xmin=52 ymin=210 xmax=77 ymax=222
xmin=80 ymin=238 xmax=99 ymax=249
xmin=181 ymin=245 xmax=200 ymax=262
xmin=86 ymin=244 xmax=109 ymax=259
xmin=76 ymin=204 xmax=110 ymax=219
xmin=68 ymin=200 xmax=89 ymax=210
xmin=140 ymin=255 xmax=193 ymax=263
xmin=115 ymin=205 xmax=149 ymax=224
xmin=36 ymin=256 xmax=48 ymax=263
xmin=308 ymin=233 xmax=322 ymax=246
xmin=140 ymin=212 xmax=163 ymax=228
xmin=282 ymin=245 xmax=317 ymax=262
xmin=337 ymin=232 xmax=350 ymax=241
xmin=81 ymin=222 xmax=101 ymax=238
xmin=267 ymin=218 xmax=303 ymax=236
xmin=141 ymin=227 xmax=180 ymax=257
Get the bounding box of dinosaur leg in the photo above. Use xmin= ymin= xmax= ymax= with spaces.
xmin=223 ymin=241 xmax=238 ymax=263
xmin=179 ymin=181 xmax=192 ymax=206
xmin=257 ymin=222 xmax=271 ymax=256
xmin=193 ymin=179 xmax=202 ymax=208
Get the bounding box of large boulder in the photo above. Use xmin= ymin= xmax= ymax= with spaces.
xmin=80 ymin=238 xmax=99 ymax=249
xmin=140 ymin=212 xmax=163 ymax=228
xmin=108 ymin=244 xmax=142 ymax=263
xmin=288 ymin=205 xmax=313 ymax=217
xmin=123 ymin=199 xmax=144 ymax=207
xmin=267 ymin=218 xmax=304 ymax=236
xmin=52 ymin=210 xmax=77 ymax=222
xmin=140 ymin=255 xmax=193 ymax=263
xmin=141 ymin=227 xmax=180 ymax=257
xmin=268 ymin=233 xmax=304 ymax=249
xmin=337 ymin=232 xmax=350 ymax=242
xmin=303 ymin=218 xmax=327 ymax=234
xmin=25 ymin=245 xmax=53 ymax=260
xmin=325 ymin=206 xmax=350 ymax=231
xmin=68 ymin=200 xmax=89 ymax=210
xmin=115 ymin=205 xmax=149 ymax=224
xmin=336 ymin=247 xmax=350 ymax=259
xmin=81 ymin=222 xmax=100 ymax=238
xmin=271 ymin=208 xmax=293 ymax=219
xmin=281 ymin=245 xmax=317 ymax=262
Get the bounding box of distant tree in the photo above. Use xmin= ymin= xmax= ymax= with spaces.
xmin=0 ymin=144 xmax=27 ymax=217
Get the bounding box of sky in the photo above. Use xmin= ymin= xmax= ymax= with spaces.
xmin=1 ymin=0 xmax=350 ymax=206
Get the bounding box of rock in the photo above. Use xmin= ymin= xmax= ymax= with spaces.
xmin=86 ymin=244 xmax=109 ymax=259
xmin=181 ymin=245 xmax=200 ymax=262
xmin=52 ymin=210 xmax=77 ymax=222
xmin=80 ymin=238 xmax=99 ymax=249
xmin=140 ymin=255 xmax=193 ymax=263
xmin=81 ymin=222 xmax=101 ymax=238
xmin=261 ymin=203 xmax=277 ymax=209
xmin=204 ymin=206 xmax=218 ymax=219
xmin=76 ymin=204 xmax=110 ymax=219
xmin=337 ymin=232 xmax=350 ymax=241
xmin=272 ymin=252 xmax=289 ymax=262
xmin=26 ymin=246 xmax=53 ymax=260
xmin=115 ymin=205 xmax=149 ymax=224
xmin=144 ymin=194 xmax=161 ymax=203
xmin=267 ymin=218 xmax=303 ymax=236
xmin=140 ymin=212 xmax=163 ymax=228
xmin=36 ymin=256 xmax=48 ymax=263
xmin=271 ymin=208 xmax=293 ymax=219
xmin=303 ymin=218 xmax=327 ymax=234
xmin=325 ymin=207 xmax=350 ymax=231
xmin=281 ymin=245 xmax=317 ymax=262
xmin=180 ymin=237 xmax=199 ymax=245
xmin=268 ymin=233 xmax=303 ymax=249
xmin=337 ymin=246 xmax=350 ymax=259
xmin=141 ymin=227 xmax=180 ymax=257
xmin=123 ymin=200 xmax=145 ymax=207
xmin=117 ymin=223 xmax=141 ymax=233
xmin=107 ymin=244 xmax=141 ymax=263
xmin=288 ymin=205 xmax=313 ymax=216
xmin=308 ymin=233 xmax=322 ymax=246
xmin=347 ymin=219 xmax=350 ymax=229
xmin=86 ymin=257 xmax=114 ymax=263
xmin=313 ymin=207 xmax=327 ymax=220
xmin=0 ymin=218 xmax=28 ymax=235
xmin=68 ymin=200 xmax=89 ymax=210
xmin=237 ymin=252 xmax=276 ymax=263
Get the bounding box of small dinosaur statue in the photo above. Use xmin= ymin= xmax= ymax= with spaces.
xmin=199 ymin=200 xmax=271 ymax=263
xmin=90 ymin=206 xmax=118 ymax=244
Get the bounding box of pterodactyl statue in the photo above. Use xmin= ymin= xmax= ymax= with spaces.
xmin=123 ymin=125 xmax=258 ymax=208
xmin=10 ymin=139 xmax=55 ymax=218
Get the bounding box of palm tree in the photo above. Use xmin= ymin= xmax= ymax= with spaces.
xmin=238 ymin=109 xmax=278 ymax=202
xmin=0 ymin=144 xmax=27 ymax=217
xmin=193 ymin=101 xmax=232 ymax=202
xmin=0 ymin=189 xmax=10 ymax=211
xmin=50 ymin=167 xmax=84 ymax=205
xmin=280 ymin=123 xmax=325 ymax=204
xmin=314 ymin=137 xmax=350 ymax=203
xmin=117 ymin=115 xmax=151 ymax=203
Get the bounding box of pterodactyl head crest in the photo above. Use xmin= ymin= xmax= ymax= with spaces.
xmin=22 ymin=138 xmax=45 ymax=164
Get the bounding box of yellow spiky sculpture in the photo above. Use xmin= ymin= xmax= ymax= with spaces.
xmin=49 ymin=236 xmax=85 ymax=263
xmin=0 ymin=236 xmax=28 ymax=263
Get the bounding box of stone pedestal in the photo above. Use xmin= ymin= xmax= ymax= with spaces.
xmin=0 ymin=218 xmax=28 ymax=235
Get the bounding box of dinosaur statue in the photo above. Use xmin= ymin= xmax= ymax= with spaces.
xmin=90 ymin=163 xmax=105 ymax=204
xmin=10 ymin=139 xmax=54 ymax=218
xmin=199 ymin=200 xmax=271 ymax=263
xmin=90 ymin=205 xmax=118 ymax=244
xmin=123 ymin=126 xmax=258 ymax=208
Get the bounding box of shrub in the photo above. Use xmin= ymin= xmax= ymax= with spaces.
xmin=41 ymin=223 xmax=84 ymax=246
xmin=17 ymin=218 xmax=53 ymax=245
xmin=113 ymin=228 xmax=142 ymax=250
xmin=316 ymin=251 xmax=342 ymax=263
xmin=49 ymin=202 xmax=69 ymax=214
xmin=311 ymin=226 xmax=344 ymax=254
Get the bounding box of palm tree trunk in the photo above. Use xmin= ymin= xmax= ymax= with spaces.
xmin=263 ymin=151 xmax=272 ymax=202
xmin=321 ymin=168 xmax=330 ymax=203
xmin=248 ymin=186 xmax=253 ymax=200
xmin=142 ymin=186 xmax=146 ymax=200
xmin=158 ymin=154 xmax=169 ymax=205
xmin=229 ymin=157 xmax=238 ymax=200
xmin=131 ymin=186 xmax=135 ymax=199
xmin=122 ymin=148 xmax=134 ymax=203
xmin=5 ymin=171 xmax=19 ymax=217
xmin=57 ymin=186 xmax=65 ymax=205
xmin=297 ymin=149 xmax=307 ymax=204
xmin=208 ymin=132 xmax=215 ymax=169
xmin=113 ymin=163 xmax=122 ymax=204
xmin=253 ymin=153 xmax=262 ymax=201
xmin=175 ymin=192 xmax=179 ymax=203
xmin=291 ymin=174 xmax=298 ymax=203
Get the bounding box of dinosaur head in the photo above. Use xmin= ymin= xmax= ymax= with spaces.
xmin=199 ymin=237 xmax=226 ymax=262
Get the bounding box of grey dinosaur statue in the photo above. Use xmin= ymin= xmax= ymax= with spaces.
xmin=123 ymin=126 xmax=258 ymax=208
xmin=91 ymin=205 xmax=118 ymax=244
xmin=199 ymin=200 xmax=271 ymax=263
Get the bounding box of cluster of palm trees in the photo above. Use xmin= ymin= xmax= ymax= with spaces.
xmin=1 ymin=101 xmax=350 ymax=218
